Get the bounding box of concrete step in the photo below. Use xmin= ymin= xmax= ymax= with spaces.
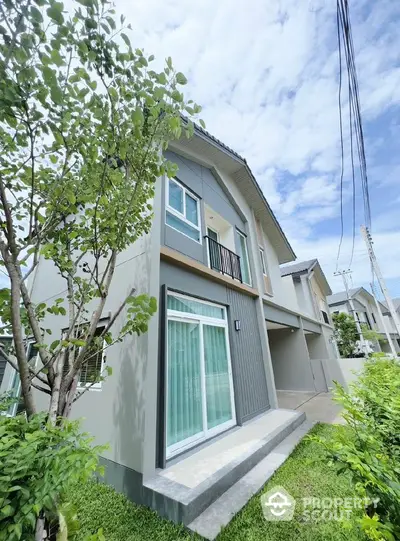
xmin=187 ymin=419 xmax=315 ymax=539
xmin=143 ymin=409 xmax=307 ymax=526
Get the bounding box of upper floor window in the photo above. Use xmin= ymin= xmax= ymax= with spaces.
xmin=259 ymin=247 xmax=267 ymax=275
xmin=321 ymin=310 xmax=330 ymax=324
xmin=166 ymin=178 xmax=201 ymax=242
xmin=237 ymin=230 xmax=251 ymax=286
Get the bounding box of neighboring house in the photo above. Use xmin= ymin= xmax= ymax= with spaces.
xmin=0 ymin=126 xmax=345 ymax=528
xmin=280 ymin=259 xmax=332 ymax=325
xmin=378 ymin=298 xmax=400 ymax=352
xmin=327 ymin=287 xmax=400 ymax=354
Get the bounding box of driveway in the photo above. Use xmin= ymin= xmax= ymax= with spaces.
xmin=277 ymin=390 xmax=344 ymax=424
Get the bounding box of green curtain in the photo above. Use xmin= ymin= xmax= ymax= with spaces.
xmin=167 ymin=320 xmax=203 ymax=447
xmin=203 ymin=325 xmax=232 ymax=430
xmin=168 ymin=295 xmax=225 ymax=319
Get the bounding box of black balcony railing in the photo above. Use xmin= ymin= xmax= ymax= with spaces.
xmin=205 ymin=235 xmax=242 ymax=282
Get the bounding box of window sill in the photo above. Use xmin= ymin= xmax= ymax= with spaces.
xmin=76 ymin=385 xmax=102 ymax=392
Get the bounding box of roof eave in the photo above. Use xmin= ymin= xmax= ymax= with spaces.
xmin=189 ymin=125 xmax=296 ymax=264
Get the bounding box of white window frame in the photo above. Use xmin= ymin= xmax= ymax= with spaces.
xmin=165 ymin=177 xmax=202 ymax=244
xmin=166 ymin=292 xmax=236 ymax=458
xmin=237 ymin=230 xmax=252 ymax=286
xmin=259 ymin=247 xmax=267 ymax=276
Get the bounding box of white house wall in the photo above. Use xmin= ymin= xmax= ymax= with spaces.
xmin=27 ymin=185 xmax=162 ymax=477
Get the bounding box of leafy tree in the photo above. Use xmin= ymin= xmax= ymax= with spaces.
xmin=332 ymin=312 xmax=359 ymax=357
xmin=361 ymin=324 xmax=387 ymax=345
xmin=0 ymin=0 xmax=201 ymax=423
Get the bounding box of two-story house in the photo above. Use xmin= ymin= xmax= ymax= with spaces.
xmin=327 ymin=287 xmax=400 ymax=355
xmin=280 ymin=259 xmax=332 ymax=325
xmin=0 ymin=126 xmax=345 ymax=533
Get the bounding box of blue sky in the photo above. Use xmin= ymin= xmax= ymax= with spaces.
xmin=4 ymin=0 xmax=399 ymax=301
xmin=112 ymin=0 xmax=400 ymax=297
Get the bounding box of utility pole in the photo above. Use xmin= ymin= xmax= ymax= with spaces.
xmin=334 ymin=269 xmax=367 ymax=354
xmin=370 ymin=282 xmax=397 ymax=357
xmin=361 ymin=225 xmax=400 ymax=337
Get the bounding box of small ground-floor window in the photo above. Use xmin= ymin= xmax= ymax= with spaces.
xmin=166 ymin=292 xmax=236 ymax=458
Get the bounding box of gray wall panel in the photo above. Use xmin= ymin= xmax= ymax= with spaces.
xmin=159 ymin=261 xmax=270 ymax=425
xmin=264 ymin=304 xmax=300 ymax=328
xmin=160 ymin=260 xmax=228 ymax=305
xmin=164 ymin=227 xmax=204 ymax=263
xmin=302 ymin=319 xmax=321 ymax=334
xmin=162 ymin=151 xmax=246 ymax=265
xmin=226 ymin=289 xmax=270 ymax=423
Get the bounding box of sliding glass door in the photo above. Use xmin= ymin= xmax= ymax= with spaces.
xmin=166 ymin=293 xmax=236 ymax=458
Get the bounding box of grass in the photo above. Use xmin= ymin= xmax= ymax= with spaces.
xmin=69 ymin=424 xmax=367 ymax=541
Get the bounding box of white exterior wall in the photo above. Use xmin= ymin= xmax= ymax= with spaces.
xmin=26 ymin=183 xmax=162 ymax=478
xmin=280 ymin=276 xmax=299 ymax=312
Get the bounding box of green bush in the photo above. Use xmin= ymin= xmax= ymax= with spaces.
xmin=0 ymin=413 xmax=105 ymax=540
xmin=311 ymin=358 xmax=400 ymax=540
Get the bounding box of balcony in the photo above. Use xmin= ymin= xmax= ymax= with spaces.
xmin=205 ymin=235 xmax=242 ymax=282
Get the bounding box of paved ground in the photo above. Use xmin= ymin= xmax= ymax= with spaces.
xmin=277 ymin=390 xmax=344 ymax=424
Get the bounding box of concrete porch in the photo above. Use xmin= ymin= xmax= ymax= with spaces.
xmin=143 ymin=408 xmax=307 ymax=537
xmin=277 ymin=390 xmax=344 ymax=424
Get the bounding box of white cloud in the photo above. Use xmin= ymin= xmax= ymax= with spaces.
xmin=63 ymin=0 xmax=400 ymax=295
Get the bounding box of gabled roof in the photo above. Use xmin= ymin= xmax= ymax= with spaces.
xmin=327 ymin=287 xmax=362 ymax=306
xmin=280 ymin=259 xmax=332 ymax=296
xmin=327 ymin=286 xmax=381 ymax=308
xmin=379 ymin=298 xmax=400 ymax=314
xmin=280 ymin=259 xmax=318 ymax=277
xmin=174 ymin=121 xmax=296 ymax=264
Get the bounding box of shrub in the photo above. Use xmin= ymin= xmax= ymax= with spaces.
xmin=333 ymin=312 xmax=359 ymax=357
xmin=311 ymin=358 xmax=400 ymax=540
xmin=0 ymin=413 xmax=105 ymax=540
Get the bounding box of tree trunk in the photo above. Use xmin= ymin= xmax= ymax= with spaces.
xmin=8 ymin=267 xmax=36 ymax=417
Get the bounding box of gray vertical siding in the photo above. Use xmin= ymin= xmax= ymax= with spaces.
xmin=227 ymin=288 xmax=270 ymax=423
xmin=159 ymin=261 xmax=270 ymax=433
xmin=162 ymin=151 xmax=246 ymax=265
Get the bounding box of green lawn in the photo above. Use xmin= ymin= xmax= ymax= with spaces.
xmin=70 ymin=424 xmax=367 ymax=541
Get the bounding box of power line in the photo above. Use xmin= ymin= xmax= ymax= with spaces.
xmin=335 ymin=1 xmax=345 ymax=272
xmin=335 ymin=0 xmax=372 ymax=269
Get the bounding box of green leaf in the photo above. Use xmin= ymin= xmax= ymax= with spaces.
xmin=199 ymin=118 xmax=206 ymax=129
xmin=46 ymin=2 xmax=64 ymax=25
xmin=50 ymin=340 xmax=60 ymax=351
xmin=132 ymin=108 xmax=144 ymax=125
xmin=42 ymin=66 xmax=56 ymax=86
xmin=51 ymin=49 xmax=64 ymax=66
xmin=65 ymin=190 xmax=76 ymax=204
xmin=1 ymin=504 xmax=14 ymax=517
xmin=105 ymin=366 xmax=112 ymax=376
xmin=109 ymin=87 xmax=118 ymax=101
xmin=30 ymin=6 xmax=44 ymax=23
xmin=121 ymin=33 xmax=131 ymax=48
xmin=50 ymin=155 xmax=58 ymax=164
xmin=176 ymin=72 xmax=187 ymax=85
xmin=51 ymin=84 xmax=63 ymax=104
